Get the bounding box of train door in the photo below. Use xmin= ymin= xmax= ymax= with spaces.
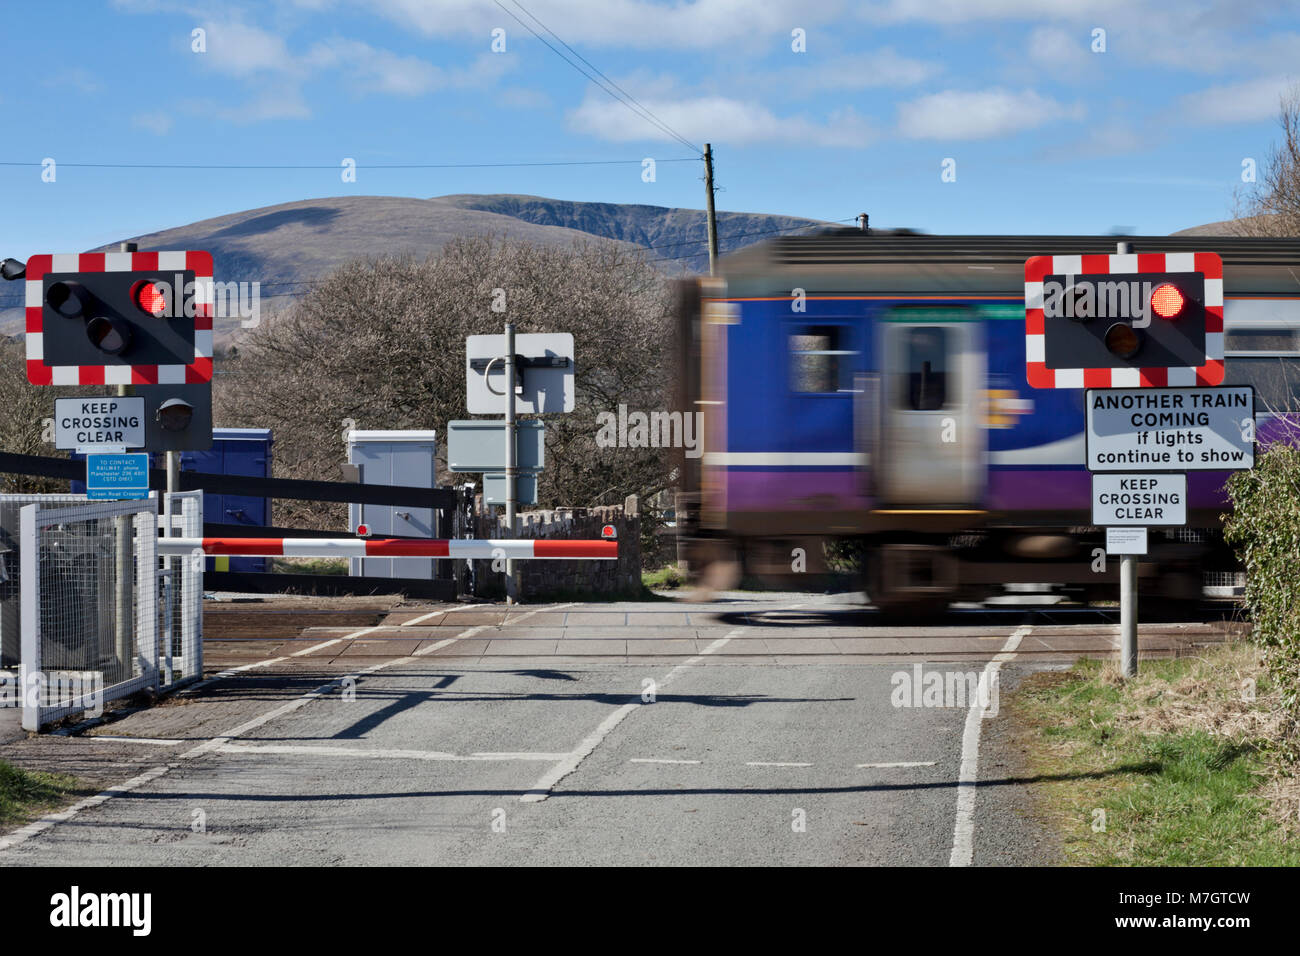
xmin=875 ymin=309 xmax=986 ymax=505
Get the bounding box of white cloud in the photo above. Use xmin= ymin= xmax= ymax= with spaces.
xmin=857 ymin=0 xmax=1129 ymax=23
xmin=198 ymin=19 xmax=295 ymax=76
xmin=305 ymin=39 xmax=441 ymax=95
xmin=131 ymin=110 xmax=174 ymax=135
xmin=499 ymin=86 xmax=553 ymax=110
xmin=1178 ymin=76 xmax=1295 ymax=124
xmin=764 ymin=48 xmax=940 ymax=95
xmin=897 ymin=88 xmax=1081 ymax=140
xmin=568 ymin=92 xmax=874 ymax=147
xmin=216 ymin=89 xmax=312 ymax=124
xmin=359 ymin=0 xmax=844 ymax=49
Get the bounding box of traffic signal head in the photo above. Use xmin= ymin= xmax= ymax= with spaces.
xmin=1026 ymin=251 xmax=1223 ymax=388
xmin=140 ymin=384 xmax=212 ymax=452
xmin=24 ymin=251 xmax=214 ymax=386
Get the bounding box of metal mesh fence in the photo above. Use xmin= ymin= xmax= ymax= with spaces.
xmin=0 ymin=494 xmax=86 ymax=670
xmin=20 ymin=498 xmax=158 ymax=730
xmin=160 ymin=491 xmax=203 ymax=686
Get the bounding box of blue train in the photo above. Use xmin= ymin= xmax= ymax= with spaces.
xmin=674 ymin=232 xmax=1300 ymax=611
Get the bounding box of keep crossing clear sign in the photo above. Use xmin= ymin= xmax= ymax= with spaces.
xmin=1085 ymin=386 xmax=1255 ymax=472
xmin=54 ymin=397 xmax=144 ymax=450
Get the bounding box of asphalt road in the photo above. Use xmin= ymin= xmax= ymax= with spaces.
xmin=0 ymin=593 xmax=1239 ymax=866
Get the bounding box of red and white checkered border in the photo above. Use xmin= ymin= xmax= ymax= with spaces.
xmin=1024 ymin=251 xmax=1223 ymax=389
xmin=25 ymin=250 xmax=214 ymax=386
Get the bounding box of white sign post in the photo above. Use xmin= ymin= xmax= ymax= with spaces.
xmin=464 ymin=331 xmax=575 ymax=604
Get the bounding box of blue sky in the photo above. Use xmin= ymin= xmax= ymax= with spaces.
xmin=1 ymin=0 xmax=1297 ymax=264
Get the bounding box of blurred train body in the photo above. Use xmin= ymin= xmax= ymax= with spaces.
xmin=673 ymin=232 xmax=1300 ymax=611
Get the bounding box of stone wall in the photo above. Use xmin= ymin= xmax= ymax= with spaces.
xmin=470 ymin=496 xmax=641 ymax=600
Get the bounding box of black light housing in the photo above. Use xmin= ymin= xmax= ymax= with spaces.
xmin=85 ymin=315 xmax=132 ymax=355
xmin=46 ymin=280 xmax=90 ymax=318
xmin=156 ymin=398 xmax=194 ymax=432
xmin=0 ymin=258 xmax=24 ymax=281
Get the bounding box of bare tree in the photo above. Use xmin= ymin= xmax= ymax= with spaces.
xmin=1232 ymin=83 xmax=1300 ymax=236
xmin=217 ymin=235 xmax=675 ymax=529
xmin=0 ymin=340 xmax=72 ymax=493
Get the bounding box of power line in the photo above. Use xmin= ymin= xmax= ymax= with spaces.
xmin=0 ymin=157 xmax=699 ymax=171
xmin=490 ymin=0 xmax=700 ymax=154
xmin=503 ymin=0 xmax=700 ymax=154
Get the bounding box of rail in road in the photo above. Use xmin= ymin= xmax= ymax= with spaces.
xmin=202 ymin=596 xmax=1245 ymax=668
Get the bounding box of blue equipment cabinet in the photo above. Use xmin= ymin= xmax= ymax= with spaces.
xmin=182 ymin=428 xmax=273 ymax=574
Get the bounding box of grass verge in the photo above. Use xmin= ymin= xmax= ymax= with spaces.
xmin=642 ymin=565 xmax=687 ymax=590
xmin=0 ymin=759 xmax=80 ymax=828
xmin=1009 ymin=642 xmax=1300 ymax=866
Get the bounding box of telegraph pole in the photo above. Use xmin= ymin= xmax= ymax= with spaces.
xmin=703 ymin=144 xmax=719 ymax=276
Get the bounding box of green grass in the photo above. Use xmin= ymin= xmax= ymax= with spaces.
xmin=0 ymin=759 xmax=80 ymax=828
xmin=1011 ymin=645 xmax=1300 ymax=866
xmin=642 ymin=565 xmax=687 ymax=590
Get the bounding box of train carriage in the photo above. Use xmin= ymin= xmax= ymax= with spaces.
xmin=674 ymin=232 xmax=1300 ymax=613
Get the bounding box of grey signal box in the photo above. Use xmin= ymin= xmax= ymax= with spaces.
xmin=346 ymin=430 xmax=438 ymax=580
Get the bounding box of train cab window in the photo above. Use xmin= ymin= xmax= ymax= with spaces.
xmin=1223 ymin=356 xmax=1300 ymax=412
xmin=903 ymin=326 xmax=949 ymax=410
xmin=789 ymin=325 xmax=856 ymax=393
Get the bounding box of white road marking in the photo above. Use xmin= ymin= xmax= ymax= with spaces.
xmin=189 ymin=625 xmax=383 ymax=691
xmin=218 ymin=743 xmax=567 ymax=762
xmin=85 ymin=736 xmax=186 ymax=746
xmin=857 ymin=761 xmax=936 ymax=769
xmin=629 ymin=758 xmax=701 ymax=765
xmin=400 ymin=610 xmax=445 ymax=627
xmin=745 ymin=761 xmax=812 ymax=768
xmin=520 ymin=603 xmax=806 ymax=804
xmin=0 ymin=623 xmax=491 ymax=855
xmin=949 ymin=624 xmax=1030 ymax=868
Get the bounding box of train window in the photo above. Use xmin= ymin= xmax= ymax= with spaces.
xmin=1224 ymin=328 xmax=1299 ymax=353
xmin=789 ymin=325 xmax=856 ymax=393
xmin=1223 ymin=356 xmax=1300 ymax=412
xmin=903 ymin=326 xmax=949 ymax=410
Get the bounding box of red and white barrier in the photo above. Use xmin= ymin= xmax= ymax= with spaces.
xmin=155 ymin=537 xmax=618 ymax=560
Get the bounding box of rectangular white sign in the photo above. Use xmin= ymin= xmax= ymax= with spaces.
xmin=1085 ymin=386 xmax=1254 ymax=472
xmin=54 ymin=397 xmax=145 ymax=450
xmin=466 ymin=333 xmax=574 ymax=414
xmin=1105 ymin=527 xmax=1148 ymax=555
xmin=1092 ymin=473 xmax=1186 ymax=526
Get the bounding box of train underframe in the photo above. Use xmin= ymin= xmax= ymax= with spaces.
xmin=679 ymin=508 xmax=1238 ymax=613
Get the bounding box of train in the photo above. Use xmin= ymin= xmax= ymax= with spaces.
xmin=672 ymin=232 xmax=1300 ymax=613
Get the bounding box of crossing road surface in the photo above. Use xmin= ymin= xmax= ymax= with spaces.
xmin=0 ymin=593 xmax=1241 ymax=866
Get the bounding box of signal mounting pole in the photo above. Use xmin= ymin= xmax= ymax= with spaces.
xmin=504 ymin=321 xmax=517 ymax=605
xmin=1114 ymin=240 xmax=1138 ymax=678
xmin=703 ymin=144 xmax=719 ymax=276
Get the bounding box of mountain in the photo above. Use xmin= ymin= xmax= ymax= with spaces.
xmin=0 ymin=194 xmax=828 ymax=344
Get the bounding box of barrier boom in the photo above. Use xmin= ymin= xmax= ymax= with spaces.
xmin=155 ymin=537 xmax=617 ymax=560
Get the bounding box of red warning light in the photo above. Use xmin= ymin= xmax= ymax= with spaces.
xmin=356 ymin=524 xmax=371 ymax=538
xmin=1150 ymin=283 xmax=1185 ymax=319
xmin=130 ymin=279 xmax=169 ymax=318
xmin=600 ymin=524 xmax=617 ymax=539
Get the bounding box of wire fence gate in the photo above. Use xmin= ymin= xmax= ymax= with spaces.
xmin=14 ymin=492 xmax=203 ymax=731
